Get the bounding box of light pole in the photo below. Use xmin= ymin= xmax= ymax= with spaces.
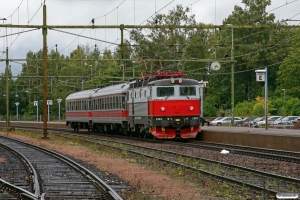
xmin=34 ymin=101 xmax=38 ymax=121
xmin=255 ymin=69 xmax=268 ymax=130
xmin=15 ymin=102 xmax=19 ymax=121
xmin=47 ymin=100 xmax=53 ymax=122
xmin=282 ymin=89 xmax=285 ymax=102
xmin=57 ymin=98 xmax=62 ymax=122
xmin=227 ymin=24 xmax=234 ymax=125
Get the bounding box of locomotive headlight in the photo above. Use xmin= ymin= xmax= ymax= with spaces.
xmin=171 ymin=78 xmax=175 ymax=83
xmin=190 ymin=106 xmax=194 ymax=111
xmin=161 ymin=107 xmax=165 ymax=112
xmin=179 ymin=79 xmax=182 ymax=83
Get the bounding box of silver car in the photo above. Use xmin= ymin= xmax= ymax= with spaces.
xmin=210 ymin=117 xmax=242 ymax=126
xmin=273 ymin=116 xmax=299 ymax=125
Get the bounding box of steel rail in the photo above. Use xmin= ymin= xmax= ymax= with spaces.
xmin=0 ymin=141 xmax=42 ymax=199
xmin=80 ymin=137 xmax=279 ymax=198
xmin=183 ymin=141 xmax=300 ymax=163
xmin=1 ymin=136 xmax=123 ymax=200
xmin=0 ymin=179 xmax=38 ymax=200
xmin=58 ymin=133 xmax=294 ymax=198
xmin=90 ymin=137 xmax=300 ymax=184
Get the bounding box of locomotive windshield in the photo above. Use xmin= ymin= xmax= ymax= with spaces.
xmin=157 ymin=87 xmax=174 ymax=97
xmin=180 ymin=86 xmax=196 ymax=96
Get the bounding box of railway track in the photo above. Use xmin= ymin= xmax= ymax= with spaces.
xmin=3 ymin=123 xmax=300 ymax=199
xmin=0 ymin=135 xmax=124 ymax=200
xmin=52 ymin=132 xmax=300 ymax=199
xmin=174 ymin=140 xmax=300 ymax=163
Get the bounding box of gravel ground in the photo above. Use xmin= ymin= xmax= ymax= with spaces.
xmin=0 ymin=132 xmax=208 ymax=200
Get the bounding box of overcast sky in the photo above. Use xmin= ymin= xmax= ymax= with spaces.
xmin=0 ymin=0 xmax=299 ymax=76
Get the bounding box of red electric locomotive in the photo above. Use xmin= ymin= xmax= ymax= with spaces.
xmin=66 ymin=69 xmax=201 ymax=139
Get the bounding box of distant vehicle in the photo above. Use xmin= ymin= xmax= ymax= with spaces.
xmin=292 ymin=117 xmax=300 ymax=124
xmin=273 ymin=116 xmax=299 ymax=125
xmin=210 ymin=117 xmax=242 ymax=126
xmin=234 ymin=116 xmax=257 ymax=127
xmin=271 ymin=117 xmax=283 ymax=126
xmin=255 ymin=116 xmax=282 ymax=127
xmin=208 ymin=117 xmax=223 ymax=126
xmin=251 ymin=117 xmax=265 ymax=127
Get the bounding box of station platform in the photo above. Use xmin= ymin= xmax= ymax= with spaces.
xmin=200 ymin=126 xmax=300 ymax=152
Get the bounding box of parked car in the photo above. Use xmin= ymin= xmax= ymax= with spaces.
xmin=235 ymin=116 xmax=257 ymax=127
xmin=273 ymin=116 xmax=299 ymax=125
xmin=208 ymin=117 xmax=223 ymax=126
xmin=271 ymin=117 xmax=283 ymax=126
xmin=210 ymin=117 xmax=242 ymax=126
xmin=255 ymin=116 xmax=282 ymax=127
xmin=292 ymin=117 xmax=300 ymax=124
xmin=251 ymin=117 xmax=265 ymax=127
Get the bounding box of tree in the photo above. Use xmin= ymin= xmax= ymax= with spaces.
xmin=130 ymin=5 xmax=210 ymax=79
xmin=219 ymin=0 xmax=291 ymax=108
xmin=276 ymin=28 xmax=300 ymax=99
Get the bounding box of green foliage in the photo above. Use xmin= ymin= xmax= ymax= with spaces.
xmin=3 ymin=2 xmax=300 ymax=120
xmin=234 ymin=100 xmax=256 ymax=117
xmin=203 ymin=96 xmax=218 ymax=117
xmin=277 ymin=28 xmax=300 ymax=99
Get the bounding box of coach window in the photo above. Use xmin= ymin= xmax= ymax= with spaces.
xmin=107 ymin=98 xmax=109 ymax=109
xmin=135 ymin=91 xmax=137 ymax=98
xmin=116 ymin=96 xmax=119 ymax=109
xmin=109 ymin=97 xmax=111 ymax=109
xmin=144 ymin=90 xmax=147 ymax=98
xmin=122 ymin=96 xmax=125 ymax=109
xmin=106 ymin=97 xmax=108 ymax=110
xmin=113 ymin=96 xmax=116 ymax=109
xmin=112 ymin=97 xmax=114 ymax=109
xmin=107 ymin=97 xmax=109 ymax=109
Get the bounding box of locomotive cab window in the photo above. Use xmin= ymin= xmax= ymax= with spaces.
xmin=180 ymin=86 xmax=196 ymax=96
xmin=157 ymin=87 xmax=174 ymax=97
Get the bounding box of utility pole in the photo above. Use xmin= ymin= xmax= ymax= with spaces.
xmin=120 ymin=24 xmax=124 ymax=81
xmin=42 ymin=2 xmax=48 ymax=139
xmin=5 ymin=47 xmax=10 ymax=130
xmin=56 ymin=44 xmax=58 ymax=78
